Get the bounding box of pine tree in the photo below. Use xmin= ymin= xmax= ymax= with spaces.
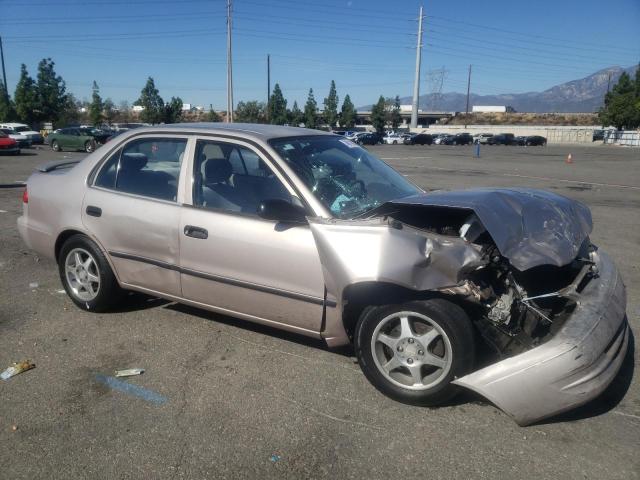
xmin=0 ymin=81 xmax=16 ymax=122
xmin=304 ymin=88 xmax=318 ymax=129
xmin=599 ymin=71 xmax=640 ymax=129
xmin=14 ymin=64 xmax=38 ymax=125
xmin=163 ymin=96 xmax=183 ymax=123
xmin=340 ymin=94 xmax=356 ymax=128
xmin=269 ymin=83 xmax=288 ymax=125
xmin=89 ymin=81 xmax=103 ymax=126
xmin=370 ymin=95 xmax=387 ymax=133
xmin=235 ymin=101 xmax=266 ymax=123
xmin=35 ymin=58 xmax=68 ymax=125
xmin=103 ymin=98 xmax=116 ymax=125
xmin=136 ymin=77 xmax=165 ymax=124
xmin=289 ymin=101 xmax=303 ymax=126
xmin=390 ymin=95 xmax=402 ymax=129
xmin=323 ymin=80 xmax=339 ymax=129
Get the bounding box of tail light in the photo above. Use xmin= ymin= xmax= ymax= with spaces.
xmin=22 ymin=187 xmax=28 ymax=203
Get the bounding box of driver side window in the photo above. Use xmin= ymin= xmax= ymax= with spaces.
xmin=192 ymin=140 xmax=293 ymax=215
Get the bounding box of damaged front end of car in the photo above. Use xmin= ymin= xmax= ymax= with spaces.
xmin=309 ymin=188 xmax=629 ymax=426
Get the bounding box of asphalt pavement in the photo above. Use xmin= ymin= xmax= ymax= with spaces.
xmin=0 ymin=143 xmax=638 ymax=479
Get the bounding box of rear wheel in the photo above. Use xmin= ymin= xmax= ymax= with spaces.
xmin=355 ymin=299 xmax=475 ymax=406
xmin=58 ymin=234 xmax=124 ymax=312
xmin=393 ymin=140 xmax=398 ymax=145
xmin=51 ymin=140 xmax=61 ymax=152
xmin=84 ymin=140 xmax=96 ymax=153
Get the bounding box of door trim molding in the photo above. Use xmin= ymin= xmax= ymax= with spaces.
xmin=109 ymin=250 xmax=336 ymax=307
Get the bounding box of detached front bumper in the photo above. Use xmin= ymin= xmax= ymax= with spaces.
xmin=453 ymin=250 xmax=629 ymax=426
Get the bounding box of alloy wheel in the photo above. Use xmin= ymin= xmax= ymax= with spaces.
xmin=64 ymin=248 xmax=101 ymax=301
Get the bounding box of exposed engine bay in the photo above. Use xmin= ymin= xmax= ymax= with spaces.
xmin=386 ymin=203 xmax=598 ymax=359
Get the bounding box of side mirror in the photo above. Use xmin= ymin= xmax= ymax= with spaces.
xmin=257 ymin=199 xmax=307 ymax=224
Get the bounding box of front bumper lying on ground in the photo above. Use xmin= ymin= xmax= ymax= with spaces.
xmin=453 ymin=249 xmax=629 ymax=426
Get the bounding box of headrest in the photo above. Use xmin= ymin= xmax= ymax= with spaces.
xmin=204 ymin=157 xmax=233 ymax=184
xmin=120 ymin=153 xmax=147 ymax=172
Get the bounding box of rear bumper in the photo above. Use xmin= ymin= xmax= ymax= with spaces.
xmin=0 ymin=145 xmax=20 ymax=154
xmin=453 ymin=250 xmax=629 ymax=426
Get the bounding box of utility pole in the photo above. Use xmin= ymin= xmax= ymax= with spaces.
xmin=410 ymin=5 xmax=424 ymax=129
xmin=267 ymin=54 xmax=271 ymax=122
xmin=0 ymin=36 xmax=8 ymax=101
xmin=226 ymin=0 xmax=234 ymax=122
xmin=465 ymin=64 xmax=472 ymax=129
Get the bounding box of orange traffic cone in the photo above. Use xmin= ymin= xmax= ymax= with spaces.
xmin=565 ymin=153 xmax=573 ymax=164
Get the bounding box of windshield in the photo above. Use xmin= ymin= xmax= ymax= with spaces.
xmin=14 ymin=126 xmax=30 ymax=132
xmin=269 ymin=135 xmax=420 ymax=218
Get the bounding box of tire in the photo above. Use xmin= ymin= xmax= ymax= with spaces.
xmin=85 ymin=140 xmax=96 ymax=153
xmin=58 ymin=234 xmax=124 ymax=312
xmin=51 ymin=140 xmax=61 ymax=152
xmin=354 ymin=299 xmax=475 ymax=406
xmin=393 ymin=140 xmax=398 ymax=145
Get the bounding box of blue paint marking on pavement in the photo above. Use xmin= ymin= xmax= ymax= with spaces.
xmin=94 ymin=374 xmax=168 ymax=405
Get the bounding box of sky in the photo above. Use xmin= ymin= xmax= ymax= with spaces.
xmin=1 ymin=0 xmax=639 ymax=110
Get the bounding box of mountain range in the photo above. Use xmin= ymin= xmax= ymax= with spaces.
xmin=359 ymin=66 xmax=636 ymax=113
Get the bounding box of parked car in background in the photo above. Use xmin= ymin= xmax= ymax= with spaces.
xmin=383 ymin=133 xmax=404 ymax=144
xmin=473 ymin=133 xmax=493 ymax=144
xmin=47 ymin=128 xmax=98 ymax=152
xmin=450 ymin=133 xmax=474 ymax=145
xmin=515 ymin=136 xmax=527 ymax=146
xmin=405 ymin=133 xmax=433 ymax=145
xmin=0 ymin=128 xmax=32 ymax=148
xmin=111 ymin=123 xmax=146 ymax=132
xmin=487 ymin=133 xmax=517 ymax=145
xmin=79 ymin=127 xmax=112 ymax=145
xmin=0 ymin=123 xmax=44 ymax=144
xmin=356 ymin=132 xmax=381 ymax=145
xmin=17 ymin=123 xmax=629 ymax=426
xmin=434 ymin=134 xmax=453 ymax=145
xmin=0 ymin=131 xmax=20 ymax=155
xmin=524 ymin=135 xmax=547 ymax=146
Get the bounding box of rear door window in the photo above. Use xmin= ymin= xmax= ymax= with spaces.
xmin=94 ymin=137 xmax=187 ymax=202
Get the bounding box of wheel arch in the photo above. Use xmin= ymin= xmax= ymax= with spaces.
xmin=54 ymin=228 xmax=122 ymax=283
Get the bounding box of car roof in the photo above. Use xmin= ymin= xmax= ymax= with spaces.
xmin=134 ymin=123 xmax=334 ymax=142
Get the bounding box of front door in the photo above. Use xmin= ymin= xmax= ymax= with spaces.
xmin=82 ymin=135 xmax=190 ymax=297
xmin=179 ymin=137 xmax=326 ymax=336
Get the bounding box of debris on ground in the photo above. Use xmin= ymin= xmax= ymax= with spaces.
xmin=1 ymin=361 xmax=36 ymax=381
xmin=269 ymin=454 xmax=281 ymax=463
xmin=29 ymin=282 xmax=39 ymax=289
xmin=11 ymin=425 xmax=18 ymax=432
xmin=115 ymin=368 xmax=145 ymax=377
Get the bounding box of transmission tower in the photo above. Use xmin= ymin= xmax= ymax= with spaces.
xmin=426 ymin=67 xmax=447 ymax=111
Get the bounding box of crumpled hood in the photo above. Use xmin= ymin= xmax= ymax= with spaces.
xmin=386 ymin=188 xmax=592 ymax=271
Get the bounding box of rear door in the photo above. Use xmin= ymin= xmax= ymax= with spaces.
xmin=178 ymin=137 xmax=326 ymax=336
xmin=82 ymin=134 xmax=191 ymax=296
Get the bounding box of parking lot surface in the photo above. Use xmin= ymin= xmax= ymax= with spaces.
xmin=1 ymin=144 xmax=638 ymax=479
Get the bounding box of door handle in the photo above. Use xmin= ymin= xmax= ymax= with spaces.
xmin=184 ymin=225 xmax=208 ymax=239
xmin=86 ymin=205 xmax=102 ymax=217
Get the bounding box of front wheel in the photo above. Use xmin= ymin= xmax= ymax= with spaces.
xmin=85 ymin=140 xmax=96 ymax=153
xmin=58 ymin=234 xmax=124 ymax=312
xmin=355 ymin=299 xmax=475 ymax=406
xmin=51 ymin=140 xmax=61 ymax=152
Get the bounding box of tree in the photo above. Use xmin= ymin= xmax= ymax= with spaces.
xmin=163 ymin=96 xmax=183 ymax=123
xmin=57 ymin=93 xmax=81 ymax=127
xmin=598 ymin=71 xmax=640 ymax=129
xmin=206 ymin=105 xmax=221 ymax=122
xmin=35 ymin=58 xmax=68 ymax=125
xmin=14 ymin=64 xmax=38 ymax=125
xmin=89 ymin=81 xmax=103 ymax=126
xmin=136 ymin=77 xmax=165 ymax=124
xmin=304 ymin=88 xmax=318 ymax=129
xmin=289 ymin=100 xmax=303 ymax=126
xmin=268 ymin=83 xmax=288 ymax=125
xmin=340 ymin=94 xmax=356 ymax=128
xmin=103 ymin=98 xmax=116 ymax=125
xmin=117 ymin=100 xmax=131 ymax=122
xmin=323 ymin=80 xmax=339 ymax=129
xmin=0 ymin=81 xmax=16 ymax=122
xmin=235 ymin=101 xmax=266 ymax=123
xmin=390 ymin=95 xmax=402 ymax=129
xmin=370 ymin=95 xmax=387 ymax=133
